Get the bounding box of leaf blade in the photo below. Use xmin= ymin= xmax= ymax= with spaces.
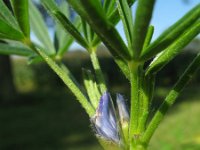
xmin=146 ymin=20 xmax=200 ymax=75
xmin=68 ymin=0 xmax=131 ymax=79
xmin=0 ymin=19 xmax=24 ymax=40
xmin=141 ymin=4 xmax=200 ymax=60
xmin=103 ymin=0 xmax=116 ymax=16
xmin=132 ymin=0 xmax=156 ymax=58
xmin=68 ymin=0 xmax=131 ymax=60
xmin=0 ymin=43 xmax=34 ymax=56
xmin=117 ymin=0 xmax=134 ymax=54
xmin=41 ymin=0 xmax=89 ymax=49
xmin=29 ymin=1 xmax=55 ymax=54
xmin=0 ymin=0 xmax=19 ymax=30
xmin=11 ymin=0 xmax=30 ymax=37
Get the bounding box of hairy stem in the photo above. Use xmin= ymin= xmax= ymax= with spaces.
xmin=129 ymin=61 xmax=141 ymax=148
xmin=90 ymin=49 xmax=107 ymax=94
xmin=26 ymin=40 xmax=95 ymax=116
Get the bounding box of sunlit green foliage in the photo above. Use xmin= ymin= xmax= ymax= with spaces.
xmin=0 ymin=0 xmax=199 ymax=149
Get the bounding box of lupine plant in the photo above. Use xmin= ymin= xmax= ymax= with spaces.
xmin=0 ymin=0 xmax=200 ymax=149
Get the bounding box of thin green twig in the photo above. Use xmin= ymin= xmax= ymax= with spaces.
xmin=90 ymin=49 xmax=107 ymax=94
xmin=26 ymin=40 xmax=95 ymax=117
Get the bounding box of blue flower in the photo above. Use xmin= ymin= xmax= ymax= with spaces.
xmin=91 ymin=92 xmax=129 ymax=144
xmin=116 ymin=94 xmax=130 ymax=124
xmin=91 ymin=92 xmax=119 ymax=143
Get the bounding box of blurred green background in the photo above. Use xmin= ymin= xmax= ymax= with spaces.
xmin=0 ymin=44 xmax=200 ymax=150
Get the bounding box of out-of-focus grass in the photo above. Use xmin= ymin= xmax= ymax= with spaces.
xmin=149 ymin=86 xmax=200 ymax=150
xmin=0 ymin=89 xmax=102 ymax=150
xmin=12 ymin=58 xmax=36 ymax=93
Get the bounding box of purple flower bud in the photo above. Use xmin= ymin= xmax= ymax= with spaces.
xmin=116 ymin=94 xmax=130 ymax=124
xmin=91 ymin=92 xmax=130 ymax=145
xmin=90 ymin=92 xmax=120 ymax=143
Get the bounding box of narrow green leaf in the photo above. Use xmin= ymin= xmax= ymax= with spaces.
xmin=68 ymin=0 xmax=131 ymax=61
xmin=55 ymin=19 xmax=75 ymax=58
xmin=142 ymin=52 xmax=200 ymax=144
xmin=81 ymin=18 xmax=88 ymax=41
xmin=41 ymin=0 xmax=89 ymax=49
xmin=28 ymin=55 xmax=44 ymax=64
xmin=56 ymin=37 xmax=73 ymax=58
xmin=87 ymin=25 xmax=95 ymax=47
xmin=29 ymin=1 xmax=55 ymax=54
xmin=92 ymin=0 xmax=136 ymax=48
xmin=117 ymin=0 xmax=134 ymax=54
xmin=146 ymin=20 xmax=200 ymax=75
xmin=81 ymin=14 xmax=98 ymax=48
xmin=86 ymin=23 xmax=95 ymax=45
xmin=82 ymin=69 xmax=100 ymax=109
xmin=0 ymin=43 xmax=34 ymax=56
xmin=0 ymin=19 xmax=24 ymax=40
xmin=108 ymin=0 xmax=136 ymax=25
xmin=55 ymin=1 xmax=81 ymax=58
xmin=59 ymin=0 xmax=70 ymax=18
xmin=103 ymin=0 xmax=116 ymax=16
xmin=132 ymin=0 xmax=155 ymax=58
xmin=68 ymin=0 xmax=130 ymax=79
xmin=141 ymin=25 xmax=154 ymax=53
xmin=41 ymin=0 xmax=59 ymax=12
xmin=53 ymin=11 xmax=89 ymax=48
xmin=115 ymin=57 xmax=130 ymax=80
xmin=0 ymin=0 xmax=19 ymax=30
xmin=55 ymin=0 xmax=73 ymax=57
xmin=11 ymin=0 xmax=30 ymax=37
xmin=81 ymin=18 xmax=95 ymax=47
xmin=91 ymin=34 xmax=101 ymax=47
xmin=141 ymin=4 xmax=200 ymax=60
xmin=103 ymin=0 xmax=111 ymax=10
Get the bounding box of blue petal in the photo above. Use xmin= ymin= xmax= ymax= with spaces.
xmin=116 ymin=94 xmax=129 ymax=123
xmin=91 ymin=92 xmax=119 ymax=143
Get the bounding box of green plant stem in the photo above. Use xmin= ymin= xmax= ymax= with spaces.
xmin=138 ymin=74 xmax=155 ymax=133
xmin=68 ymin=0 xmax=131 ymax=60
xmin=137 ymin=73 xmax=149 ymax=133
xmin=26 ymin=41 xmax=95 ymax=117
xmin=142 ymin=53 xmax=200 ymax=144
xmin=59 ymin=63 xmax=82 ymax=90
xmin=90 ymin=0 xmax=136 ymax=48
xmin=90 ymin=49 xmax=107 ymax=94
xmin=132 ymin=144 xmax=147 ymax=150
xmin=68 ymin=0 xmax=131 ymax=80
xmin=129 ymin=61 xmax=141 ymax=143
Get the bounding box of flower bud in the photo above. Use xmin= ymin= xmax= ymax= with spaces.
xmin=91 ymin=92 xmax=120 ymax=143
xmin=116 ymin=94 xmax=130 ymax=146
xmin=91 ymin=92 xmax=130 ymax=149
xmin=116 ymin=94 xmax=130 ymax=124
